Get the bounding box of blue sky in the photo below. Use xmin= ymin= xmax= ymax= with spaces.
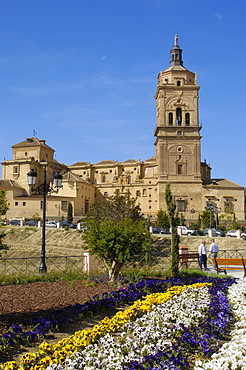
xmin=0 ymin=0 xmax=246 ymax=187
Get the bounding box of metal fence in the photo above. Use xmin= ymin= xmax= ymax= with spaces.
xmin=0 ymin=255 xmax=85 ymax=275
xmin=135 ymin=249 xmax=246 ymax=271
xmin=0 ymin=249 xmax=245 ymax=275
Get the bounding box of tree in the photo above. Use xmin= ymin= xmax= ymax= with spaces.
xmin=177 ymin=213 xmax=186 ymax=226
xmin=165 ymin=183 xmax=180 ymax=277
xmin=67 ymin=202 xmax=73 ymax=222
xmin=31 ymin=212 xmax=41 ymax=221
xmin=156 ymin=208 xmax=170 ymax=230
xmin=86 ymin=194 xmax=143 ymax=223
xmin=83 ymin=218 xmax=151 ymax=282
xmin=200 ymin=209 xmax=215 ymax=228
xmin=0 ymin=190 xmax=8 ymax=217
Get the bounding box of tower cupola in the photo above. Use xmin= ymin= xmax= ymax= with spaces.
xmin=170 ymin=34 xmax=183 ymax=66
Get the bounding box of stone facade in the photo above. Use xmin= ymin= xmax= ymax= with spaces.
xmin=1 ymin=36 xmax=245 ymax=222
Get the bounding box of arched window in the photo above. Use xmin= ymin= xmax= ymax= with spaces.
xmin=101 ymin=175 xmax=106 ymax=183
xmin=177 ymin=80 xmax=181 ymax=86
xmin=169 ymin=112 xmax=173 ymax=125
xmin=176 ymin=108 xmax=182 ymax=126
xmin=185 ymin=113 xmax=190 ymax=126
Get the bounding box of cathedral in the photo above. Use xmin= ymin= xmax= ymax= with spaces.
xmin=1 ymin=36 xmax=245 ymax=223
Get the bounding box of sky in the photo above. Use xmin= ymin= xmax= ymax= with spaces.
xmin=0 ymin=0 xmax=246 ymax=187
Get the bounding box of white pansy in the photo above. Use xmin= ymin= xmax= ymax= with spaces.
xmin=194 ymin=278 xmax=246 ymax=370
xmin=47 ymin=285 xmax=210 ymax=370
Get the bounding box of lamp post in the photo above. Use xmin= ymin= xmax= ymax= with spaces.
xmin=206 ymin=202 xmax=220 ymax=229
xmin=27 ymin=165 xmax=62 ymax=273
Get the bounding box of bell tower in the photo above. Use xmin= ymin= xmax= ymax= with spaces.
xmin=154 ymin=35 xmax=202 ymax=182
xmin=154 ymin=35 xmax=203 ymax=213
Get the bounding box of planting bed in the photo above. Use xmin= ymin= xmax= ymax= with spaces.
xmin=0 ymin=280 xmax=116 ymax=337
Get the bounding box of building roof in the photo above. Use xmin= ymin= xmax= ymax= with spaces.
xmin=12 ymin=137 xmax=54 ymax=151
xmin=0 ymin=179 xmax=24 ymax=189
xmin=70 ymin=161 xmax=90 ymax=166
xmin=122 ymin=159 xmax=139 ymax=164
xmin=203 ymin=178 xmax=244 ymax=189
xmin=145 ymin=156 xmax=156 ymax=163
xmin=62 ymin=172 xmax=92 ymax=184
xmin=95 ymin=160 xmax=116 ymax=165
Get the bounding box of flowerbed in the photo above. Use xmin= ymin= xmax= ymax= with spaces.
xmin=0 ymin=276 xmax=240 ymax=370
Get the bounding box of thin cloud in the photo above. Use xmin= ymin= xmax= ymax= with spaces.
xmin=10 ymin=82 xmax=80 ymax=96
xmin=215 ymin=13 xmax=223 ymax=23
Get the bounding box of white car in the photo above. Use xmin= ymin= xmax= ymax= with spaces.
xmin=176 ymin=226 xmax=197 ymax=236
xmin=45 ymin=221 xmax=57 ymax=228
xmin=227 ymin=230 xmax=246 ymax=239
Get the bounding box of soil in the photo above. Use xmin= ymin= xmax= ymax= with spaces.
xmin=0 ymin=280 xmax=119 ymax=362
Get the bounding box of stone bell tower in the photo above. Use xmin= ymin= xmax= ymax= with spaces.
xmin=154 ymin=35 xmax=203 ymax=212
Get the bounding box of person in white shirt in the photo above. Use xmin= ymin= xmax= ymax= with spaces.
xmin=198 ymin=240 xmax=208 ymax=270
xmin=209 ymin=239 xmax=219 ymax=258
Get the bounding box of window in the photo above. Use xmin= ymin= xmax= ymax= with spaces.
xmin=23 ymin=202 xmax=26 ymax=206
xmin=185 ymin=113 xmax=190 ymax=126
xmin=143 ymin=189 xmax=147 ymax=196
xmin=101 ymin=175 xmax=106 ymax=183
xmin=136 ymin=190 xmax=141 ymax=197
xmin=13 ymin=166 xmax=18 ymax=175
xmin=61 ymin=201 xmax=67 ymax=210
xmin=176 ymin=108 xmax=182 ymax=126
xmin=40 ymin=201 xmax=44 ymax=209
xmin=177 ymin=80 xmax=181 ymax=86
xmin=15 ymin=202 xmax=18 ymax=206
xmin=177 ymin=200 xmax=185 ymax=212
xmin=169 ymin=112 xmax=173 ymax=125
xmin=85 ymin=200 xmax=89 ymax=214
xmin=127 ymin=175 xmax=131 ymax=184
xmin=177 ymin=164 xmax=183 ymax=174
xmin=224 ymin=202 xmax=233 ymax=212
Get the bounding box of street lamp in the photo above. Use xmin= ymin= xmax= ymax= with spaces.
xmin=206 ymin=202 xmax=220 ymax=229
xmin=27 ymin=165 xmax=63 ymax=273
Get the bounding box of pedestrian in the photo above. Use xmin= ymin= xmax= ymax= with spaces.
xmin=210 ymin=239 xmax=219 ymax=258
xmin=198 ymin=240 xmax=208 ymax=270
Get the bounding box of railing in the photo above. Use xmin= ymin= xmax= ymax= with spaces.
xmin=0 ymin=249 xmax=244 ymax=275
xmin=0 ymin=255 xmax=85 ymax=275
xmin=136 ymin=249 xmax=246 ymax=271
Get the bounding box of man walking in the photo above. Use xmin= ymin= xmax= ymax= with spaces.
xmin=198 ymin=240 xmax=208 ymax=270
xmin=210 ymin=239 xmax=219 ymax=258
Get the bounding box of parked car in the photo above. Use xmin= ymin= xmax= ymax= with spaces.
xmin=9 ymin=219 xmax=21 ymax=226
xmin=204 ymin=228 xmax=225 ymax=237
xmin=60 ymin=221 xmax=77 ymax=229
xmin=26 ymin=220 xmax=38 ymax=227
xmin=45 ymin=221 xmax=57 ymax=228
xmin=152 ymin=227 xmax=165 ymax=234
xmin=227 ymin=229 xmax=246 ymax=239
xmin=176 ymin=226 xmax=197 ymax=236
xmin=227 ymin=230 xmax=238 ymax=237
